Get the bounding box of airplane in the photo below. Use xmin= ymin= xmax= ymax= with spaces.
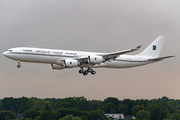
xmin=3 ymin=36 xmax=175 ymax=76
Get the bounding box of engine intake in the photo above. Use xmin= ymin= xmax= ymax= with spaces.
xmin=88 ymin=55 xmax=105 ymax=64
xmin=64 ymin=59 xmax=79 ymax=68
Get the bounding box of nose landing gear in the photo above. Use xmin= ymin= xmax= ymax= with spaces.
xmin=17 ymin=60 xmax=21 ymax=68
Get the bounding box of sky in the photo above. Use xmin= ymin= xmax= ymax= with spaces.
xmin=0 ymin=0 xmax=179 ymax=100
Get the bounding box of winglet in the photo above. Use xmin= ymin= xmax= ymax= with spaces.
xmin=132 ymin=45 xmax=142 ymax=51
xmin=136 ymin=45 xmax=142 ymax=50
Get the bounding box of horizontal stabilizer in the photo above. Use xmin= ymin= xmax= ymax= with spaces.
xmin=149 ymin=56 xmax=176 ymax=61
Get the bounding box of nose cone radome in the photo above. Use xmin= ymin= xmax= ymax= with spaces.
xmin=3 ymin=51 xmax=8 ymax=57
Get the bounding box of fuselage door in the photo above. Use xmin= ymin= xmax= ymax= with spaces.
xmin=17 ymin=48 xmax=23 ymax=56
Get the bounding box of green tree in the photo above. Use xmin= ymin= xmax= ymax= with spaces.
xmin=1 ymin=97 xmax=29 ymax=113
xmin=57 ymin=108 xmax=85 ymax=118
xmin=172 ymin=113 xmax=180 ymax=120
xmin=0 ymin=110 xmax=16 ymax=120
xmin=89 ymin=110 xmax=107 ymax=120
xmin=142 ymin=118 xmax=148 ymax=120
xmin=103 ymin=102 xmax=118 ymax=113
xmin=59 ymin=114 xmax=82 ymax=120
xmin=132 ymin=105 xmax=146 ymax=115
xmin=103 ymin=97 xmax=120 ymax=106
xmin=160 ymin=96 xmax=169 ymax=102
xmin=79 ymin=115 xmax=88 ymax=120
xmin=44 ymin=103 xmax=51 ymax=110
xmin=35 ymin=116 xmax=41 ymax=120
xmin=23 ymin=109 xmax=40 ymax=119
xmin=169 ymin=108 xmax=177 ymax=114
xmin=148 ymin=104 xmax=162 ymax=120
xmin=40 ymin=110 xmax=60 ymax=120
xmin=136 ymin=110 xmax=151 ymax=120
xmin=167 ymin=100 xmax=178 ymax=111
xmin=1 ymin=97 xmax=15 ymax=112
xmin=46 ymin=101 xmax=53 ymax=109
xmin=98 ymin=97 xmax=119 ymax=113
xmin=55 ymin=97 xmax=79 ymax=110
xmin=146 ymin=99 xmax=158 ymax=107
xmin=54 ymin=97 xmax=93 ymax=111
xmin=118 ymin=104 xmax=128 ymax=114
xmin=55 ymin=97 xmax=101 ymax=112
xmin=157 ymin=101 xmax=169 ymax=113
xmin=135 ymin=99 xmax=148 ymax=107
xmin=158 ymin=111 xmax=166 ymax=120
xmin=121 ymin=99 xmax=136 ymax=115
xmin=5 ymin=116 xmax=10 ymax=120
xmin=88 ymin=100 xmax=102 ymax=110
xmin=17 ymin=97 xmax=29 ymax=113
xmin=34 ymin=99 xmax=46 ymax=110
xmin=76 ymin=99 xmax=90 ymax=111
xmin=25 ymin=98 xmax=35 ymax=109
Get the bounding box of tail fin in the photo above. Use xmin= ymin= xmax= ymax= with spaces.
xmin=138 ymin=36 xmax=165 ymax=58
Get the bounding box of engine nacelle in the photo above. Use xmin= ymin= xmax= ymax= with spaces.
xmin=64 ymin=59 xmax=79 ymax=68
xmin=51 ymin=64 xmax=64 ymax=70
xmin=88 ymin=55 xmax=105 ymax=64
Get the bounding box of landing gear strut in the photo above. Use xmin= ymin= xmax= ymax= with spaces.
xmin=79 ymin=67 xmax=96 ymax=76
xmin=17 ymin=60 xmax=21 ymax=68
xmin=79 ymin=67 xmax=84 ymax=74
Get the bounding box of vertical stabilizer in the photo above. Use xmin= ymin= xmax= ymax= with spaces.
xmin=138 ymin=36 xmax=165 ymax=57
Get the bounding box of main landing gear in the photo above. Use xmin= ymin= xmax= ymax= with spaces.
xmin=79 ymin=67 xmax=96 ymax=76
xmin=17 ymin=60 xmax=21 ymax=68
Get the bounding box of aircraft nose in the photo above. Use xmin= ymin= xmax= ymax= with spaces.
xmin=3 ymin=51 xmax=7 ymax=57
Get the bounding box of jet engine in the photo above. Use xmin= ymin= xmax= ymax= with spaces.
xmin=88 ymin=55 xmax=105 ymax=64
xmin=64 ymin=59 xmax=79 ymax=68
xmin=51 ymin=64 xmax=64 ymax=70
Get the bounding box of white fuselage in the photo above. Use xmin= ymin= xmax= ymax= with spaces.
xmin=3 ymin=47 xmax=154 ymax=69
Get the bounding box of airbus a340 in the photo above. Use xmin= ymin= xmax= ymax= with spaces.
xmin=3 ymin=36 xmax=175 ymax=76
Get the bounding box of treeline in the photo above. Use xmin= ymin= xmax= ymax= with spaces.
xmin=0 ymin=96 xmax=180 ymax=120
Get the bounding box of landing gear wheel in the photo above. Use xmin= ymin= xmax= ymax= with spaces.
xmin=83 ymin=71 xmax=88 ymax=76
xmin=17 ymin=65 xmax=21 ymax=68
xmin=79 ymin=70 xmax=83 ymax=74
xmin=87 ymin=68 xmax=91 ymax=72
xmin=91 ymin=71 xmax=96 ymax=75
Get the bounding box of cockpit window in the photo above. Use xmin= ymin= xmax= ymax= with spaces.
xmin=8 ymin=50 xmax=12 ymax=52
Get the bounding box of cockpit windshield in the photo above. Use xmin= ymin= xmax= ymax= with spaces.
xmin=8 ymin=50 xmax=12 ymax=52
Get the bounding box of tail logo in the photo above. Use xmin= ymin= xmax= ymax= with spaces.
xmin=153 ymin=45 xmax=157 ymax=50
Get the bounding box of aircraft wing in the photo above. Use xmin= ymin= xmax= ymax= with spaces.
xmin=148 ymin=56 xmax=176 ymax=61
xmin=74 ymin=45 xmax=142 ymax=64
xmin=75 ymin=56 xmax=89 ymax=63
xmin=55 ymin=45 xmax=142 ymax=65
xmin=102 ymin=45 xmax=142 ymax=60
